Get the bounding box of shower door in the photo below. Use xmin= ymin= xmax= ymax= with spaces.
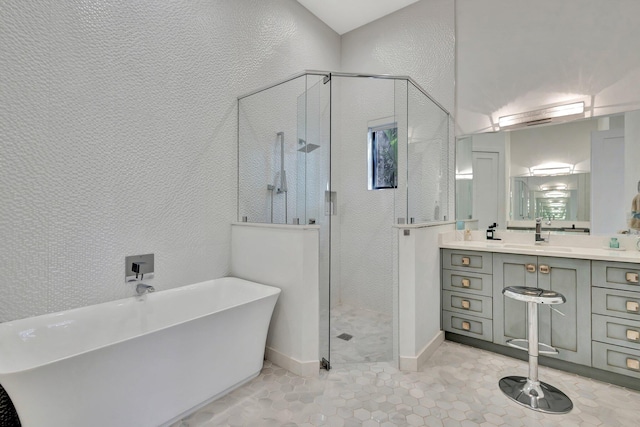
xmin=299 ymin=74 xmax=332 ymax=369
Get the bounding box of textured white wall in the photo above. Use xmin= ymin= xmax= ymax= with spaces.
xmin=341 ymin=0 xmax=455 ymax=114
xmin=336 ymin=0 xmax=455 ymax=315
xmin=456 ymin=0 xmax=640 ymax=135
xmin=0 ymin=0 xmax=340 ymax=322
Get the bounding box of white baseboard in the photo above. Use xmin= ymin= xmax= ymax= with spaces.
xmin=265 ymin=346 xmax=319 ymax=378
xmin=399 ymin=331 xmax=445 ymax=372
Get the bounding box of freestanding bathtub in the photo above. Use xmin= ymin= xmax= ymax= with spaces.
xmin=0 ymin=277 xmax=280 ymax=427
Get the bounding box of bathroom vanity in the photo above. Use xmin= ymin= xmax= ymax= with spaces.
xmin=440 ymin=235 xmax=640 ymax=389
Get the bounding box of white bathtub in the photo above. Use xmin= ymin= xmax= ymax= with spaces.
xmin=0 ymin=277 xmax=280 ymax=427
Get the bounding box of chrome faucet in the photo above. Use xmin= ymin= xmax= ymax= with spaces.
xmin=535 ymin=217 xmax=547 ymax=243
xmin=136 ymin=283 xmax=155 ymax=296
xmin=486 ymin=223 xmax=501 ymax=240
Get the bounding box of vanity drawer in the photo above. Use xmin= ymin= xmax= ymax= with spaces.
xmin=442 ymin=291 xmax=492 ymax=319
xmin=442 ymin=249 xmax=493 ymax=274
xmin=442 ymin=269 xmax=493 ymax=297
xmin=592 ymin=314 xmax=640 ymax=351
xmin=443 ymin=310 xmax=493 ymax=342
xmin=592 ymin=341 xmax=640 ymax=380
xmin=592 ymin=261 xmax=640 ymax=293
xmin=592 ymin=287 xmax=640 ymax=322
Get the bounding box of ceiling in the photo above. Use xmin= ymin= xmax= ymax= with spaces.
xmin=296 ymin=0 xmax=420 ymax=35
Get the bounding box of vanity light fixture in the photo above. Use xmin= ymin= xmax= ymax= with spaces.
xmin=498 ymin=101 xmax=585 ymax=129
xmin=540 ymin=184 xmax=568 ymax=191
xmin=456 ymin=173 xmax=473 ymax=180
xmin=530 ymin=166 xmax=573 ymax=176
xmin=545 ymin=191 xmax=569 ymax=198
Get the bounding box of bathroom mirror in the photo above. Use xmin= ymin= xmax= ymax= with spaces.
xmin=455 ymin=109 xmax=640 ymax=235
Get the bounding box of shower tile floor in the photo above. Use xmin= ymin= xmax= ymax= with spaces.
xmin=172 ymin=341 xmax=640 ymax=427
xmin=330 ymin=304 xmax=393 ymax=364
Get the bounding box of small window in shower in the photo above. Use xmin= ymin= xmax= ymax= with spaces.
xmin=368 ymin=124 xmax=398 ymax=190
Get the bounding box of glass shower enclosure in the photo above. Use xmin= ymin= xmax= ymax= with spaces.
xmin=238 ymin=71 xmax=451 ymax=370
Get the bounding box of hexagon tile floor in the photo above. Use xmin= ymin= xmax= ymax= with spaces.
xmin=172 ymin=341 xmax=640 ymax=427
xmin=330 ymin=304 xmax=393 ymax=364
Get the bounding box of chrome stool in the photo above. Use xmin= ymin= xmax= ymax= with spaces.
xmin=498 ymin=286 xmax=573 ymax=414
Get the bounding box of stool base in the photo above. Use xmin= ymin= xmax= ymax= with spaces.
xmin=499 ymin=376 xmax=573 ymax=414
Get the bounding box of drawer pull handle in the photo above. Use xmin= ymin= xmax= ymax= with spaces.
xmin=627 ymin=301 xmax=640 ymax=313
xmin=461 ymin=321 xmax=471 ymax=331
xmin=626 ymin=358 xmax=640 ymax=371
xmin=539 ymin=265 xmax=550 ymax=274
xmin=461 ymin=257 xmax=470 ymax=266
xmin=461 ymin=300 xmax=470 ymax=309
xmin=526 ymin=264 xmax=536 ymax=273
xmin=626 ymin=272 xmax=639 ymax=283
xmin=627 ymin=329 xmax=640 ymax=341
xmin=461 ymin=278 xmax=471 ymax=288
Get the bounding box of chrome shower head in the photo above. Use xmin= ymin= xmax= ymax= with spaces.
xmin=297 ymin=139 xmax=320 ymax=153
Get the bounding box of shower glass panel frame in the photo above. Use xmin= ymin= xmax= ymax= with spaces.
xmin=237 ymin=71 xmax=451 ymax=370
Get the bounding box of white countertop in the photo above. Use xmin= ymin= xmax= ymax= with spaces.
xmin=440 ymin=231 xmax=640 ymax=263
xmin=231 ymin=222 xmax=320 ymax=230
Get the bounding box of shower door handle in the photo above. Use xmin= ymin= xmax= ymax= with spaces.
xmin=325 ymin=191 xmax=337 ymax=216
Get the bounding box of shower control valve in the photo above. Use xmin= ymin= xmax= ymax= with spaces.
xmin=125 ymin=253 xmax=154 ymax=282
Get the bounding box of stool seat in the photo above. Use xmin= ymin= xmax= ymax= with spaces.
xmin=503 ymin=286 xmax=565 ymax=305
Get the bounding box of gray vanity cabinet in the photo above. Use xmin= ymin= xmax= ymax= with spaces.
xmin=592 ymin=261 xmax=640 ymax=379
xmin=492 ymin=253 xmax=537 ymax=343
xmin=441 ymin=249 xmax=494 ymax=342
xmin=493 ymin=254 xmax=591 ymax=366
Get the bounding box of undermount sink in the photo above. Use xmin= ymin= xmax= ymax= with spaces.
xmin=484 ymin=243 xmax=505 ymax=248
xmin=503 ymin=243 xmax=573 ymax=253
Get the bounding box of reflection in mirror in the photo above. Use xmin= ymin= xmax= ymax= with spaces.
xmin=511 ymin=174 xmax=590 ymax=222
xmin=455 ymin=137 xmax=473 ymax=220
xmin=455 ymin=109 xmax=640 ymax=235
